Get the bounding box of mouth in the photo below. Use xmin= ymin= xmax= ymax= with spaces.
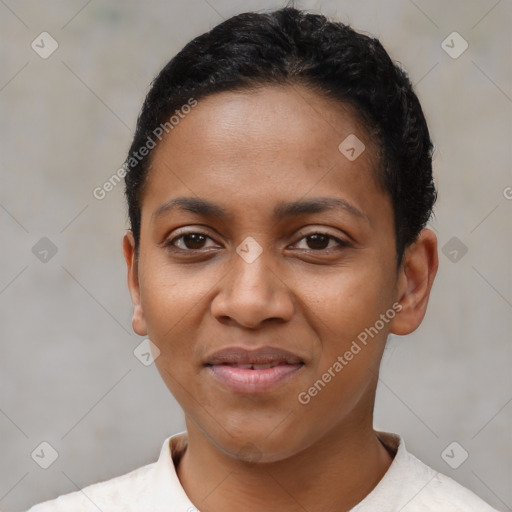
xmin=205 ymin=346 xmax=305 ymax=393
xmin=212 ymin=362 xmax=294 ymax=370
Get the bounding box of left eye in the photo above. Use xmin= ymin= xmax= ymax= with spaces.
xmin=293 ymin=233 xmax=345 ymax=250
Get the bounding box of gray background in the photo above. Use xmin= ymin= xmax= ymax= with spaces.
xmin=1 ymin=0 xmax=511 ymax=510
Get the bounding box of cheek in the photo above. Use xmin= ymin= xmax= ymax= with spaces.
xmin=299 ymin=261 xmax=396 ymax=393
xmin=137 ymin=255 xmax=232 ymax=400
xmin=134 ymin=237 xmax=219 ymax=401
xmin=301 ymin=263 xmax=395 ymax=340
xmin=138 ymin=257 xmax=206 ymax=351
xmin=139 ymin=263 xmax=206 ymax=400
xmin=294 ymin=270 xmax=390 ymax=425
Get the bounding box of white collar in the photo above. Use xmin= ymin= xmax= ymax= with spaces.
xmin=146 ymin=430 xmax=495 ymax=511
xmin=148 ymin=430 xmax=406 ymax=510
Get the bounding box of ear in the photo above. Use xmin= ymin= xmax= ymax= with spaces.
xmin=390 ymin=228 xmax=438 ymax=335
xmin=123 ymin=231 xmax=148 ymax=336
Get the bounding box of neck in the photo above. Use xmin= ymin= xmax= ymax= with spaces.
xmin=176 ymin=418 xmax=393 ymax=512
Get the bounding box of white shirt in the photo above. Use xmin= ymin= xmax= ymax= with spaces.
xmin=26 ymin=431 xmax=499 ymax=511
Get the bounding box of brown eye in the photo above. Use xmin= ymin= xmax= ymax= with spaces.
xmin=166 ymin=232 xmax=217 ymax=251
xmin=305 ymin=234 xmax=330 ymax=250
xmin=182 ymin=233 xmax=207 ymax=249
xmin=292 ymin=232 xmax=349 ymax=251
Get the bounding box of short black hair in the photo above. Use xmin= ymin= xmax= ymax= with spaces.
xmin=124 ymin=6 xmax=436 ymax=262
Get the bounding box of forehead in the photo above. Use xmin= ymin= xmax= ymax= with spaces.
xmin=156 ymin=86 xmax=375 ymax=166
xmin=141 ymin=85 xmax=387 ymax=223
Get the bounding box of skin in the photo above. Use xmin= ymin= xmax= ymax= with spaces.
xmin=123 ymin=85 xmax=438 ymax=512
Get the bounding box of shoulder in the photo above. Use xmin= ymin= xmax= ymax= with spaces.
xmin=403 ymin=451 xmax=499 ymax=511
xmin=25 ymin=433 xmax=191 ymax=512
xmin=355 ymin=432 xmax=500 ymax=512
xmin=26 ymin=462 xmax=156 ymax=512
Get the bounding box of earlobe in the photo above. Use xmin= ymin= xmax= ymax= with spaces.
xmin=122 ymin=231 xmax=148 ymax=336
xmin=390 ymin=228 xmax=438 ymax=336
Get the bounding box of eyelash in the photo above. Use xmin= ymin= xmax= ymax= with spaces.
xmin=165 ymin=231 xmax=350 ymax=252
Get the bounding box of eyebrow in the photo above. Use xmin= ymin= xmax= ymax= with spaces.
xmin=152 ymin=196 xmax=368 ymax=223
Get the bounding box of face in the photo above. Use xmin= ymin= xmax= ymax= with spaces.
xmin=124 ymin=85 xmax=421 ymax=463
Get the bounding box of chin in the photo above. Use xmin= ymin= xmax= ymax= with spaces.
xmin=210 ymin=425 xmax=307 ymax=464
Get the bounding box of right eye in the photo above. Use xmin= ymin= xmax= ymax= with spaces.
xmin=165 ymin=232 xmax=219 ymax=251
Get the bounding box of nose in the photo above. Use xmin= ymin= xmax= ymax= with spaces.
xmin=210 ymin=245 xmax=295 ymax=329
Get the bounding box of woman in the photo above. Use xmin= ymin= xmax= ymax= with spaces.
xmin=28 ymin=6 xmax=499 ymax=511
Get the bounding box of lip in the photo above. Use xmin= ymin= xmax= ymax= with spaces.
xmin=205 ymin=346 xmax=305 ymax=394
